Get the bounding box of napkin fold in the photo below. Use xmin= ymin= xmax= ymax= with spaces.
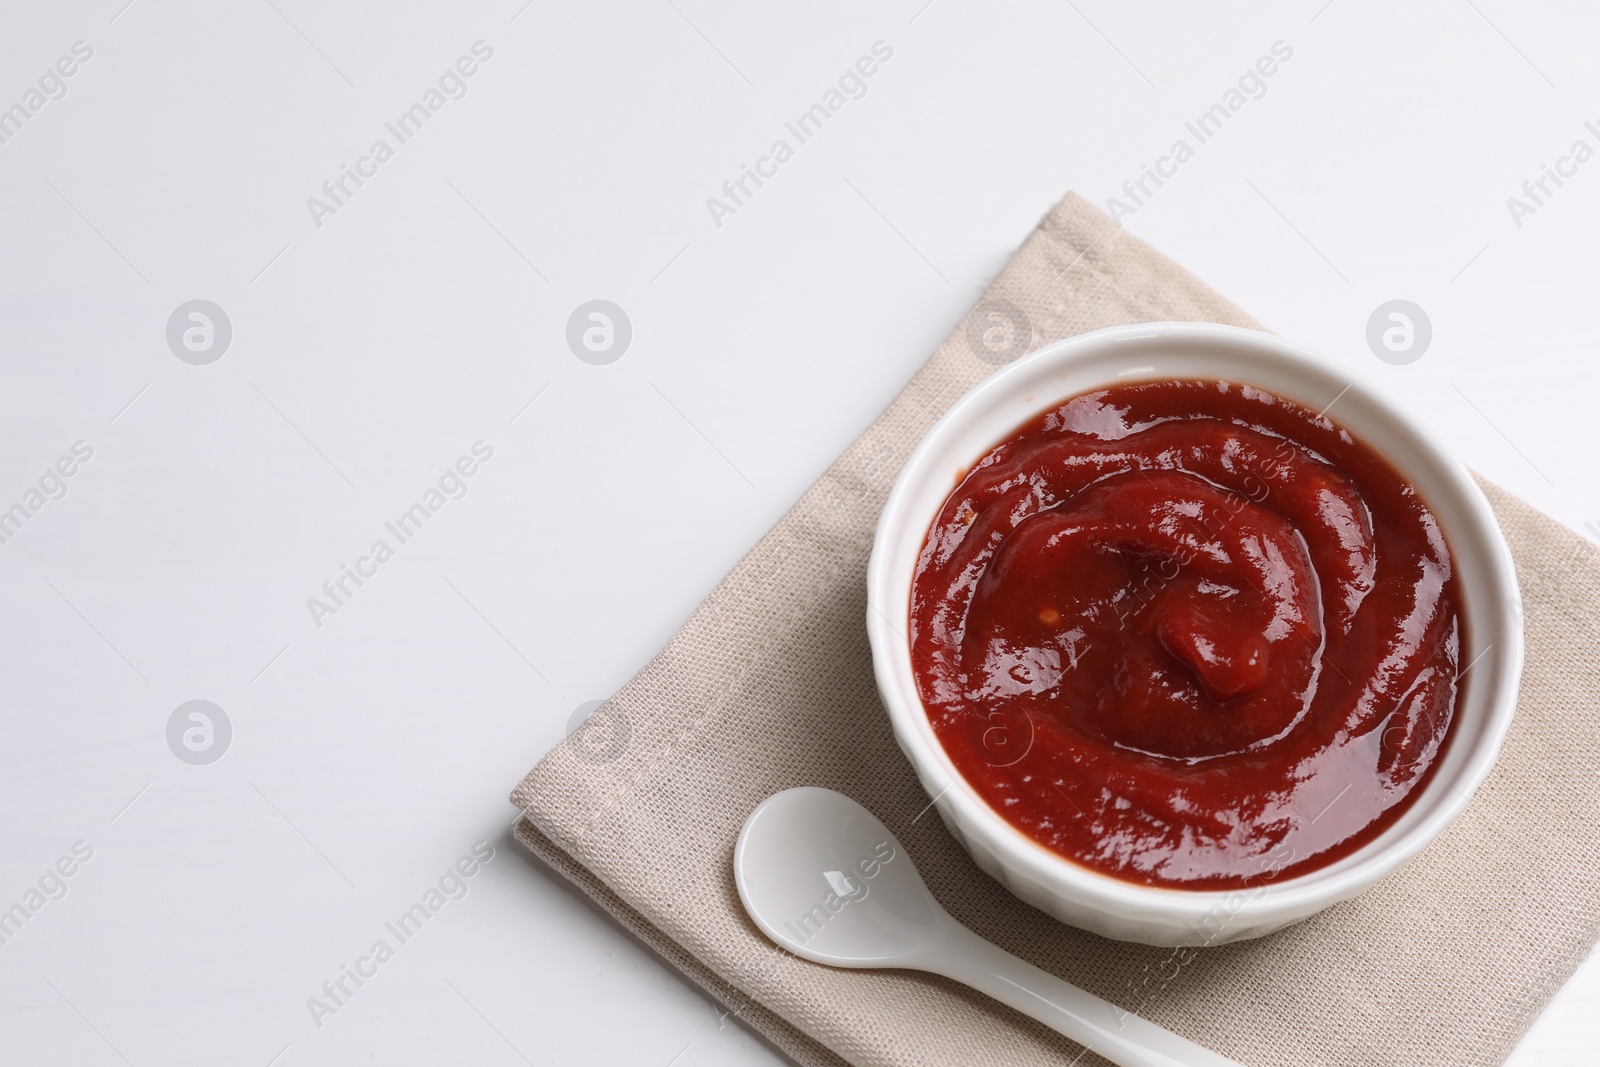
xmin=512 ymin=193 xmax=1600 ymax=1067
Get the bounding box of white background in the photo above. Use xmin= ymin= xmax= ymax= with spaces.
xmin=0 ymin=1 xmax=1595 ymax=1064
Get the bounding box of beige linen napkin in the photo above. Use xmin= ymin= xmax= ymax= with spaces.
xmin=511 ymin=193 xmax=1600 ymax=1067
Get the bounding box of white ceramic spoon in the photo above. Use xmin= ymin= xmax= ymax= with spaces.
xmin=733 ymin=787 xmax=1244 ymax=1067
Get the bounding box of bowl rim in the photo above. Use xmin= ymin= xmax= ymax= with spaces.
xmin=866 ymin=321 xmax=1523 ymax=926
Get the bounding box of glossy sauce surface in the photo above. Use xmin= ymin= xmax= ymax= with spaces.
xmin=909 ymin=379 xmax=1463 ymax=888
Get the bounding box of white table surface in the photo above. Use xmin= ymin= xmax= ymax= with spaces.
xmin=2 ymin=1 xmax=1596 ymax=1064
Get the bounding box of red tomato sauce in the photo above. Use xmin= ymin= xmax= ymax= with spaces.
xmin=909 ymin=379 xmax=1463 ymax=888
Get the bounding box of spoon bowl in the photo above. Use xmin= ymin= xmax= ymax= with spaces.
xmin=734 ymin=786 xmax=944 ymax=968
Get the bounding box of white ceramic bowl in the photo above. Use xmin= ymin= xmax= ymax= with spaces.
xmin=867 ymin=323 xmax=1523 ymax=947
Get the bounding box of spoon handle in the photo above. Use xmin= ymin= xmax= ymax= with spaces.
xmin=923 ymin=923 xmax=1244 ymax=1067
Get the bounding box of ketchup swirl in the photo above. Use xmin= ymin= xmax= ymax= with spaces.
xmin=909 ymin=379 xmax=1463 ymax=888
